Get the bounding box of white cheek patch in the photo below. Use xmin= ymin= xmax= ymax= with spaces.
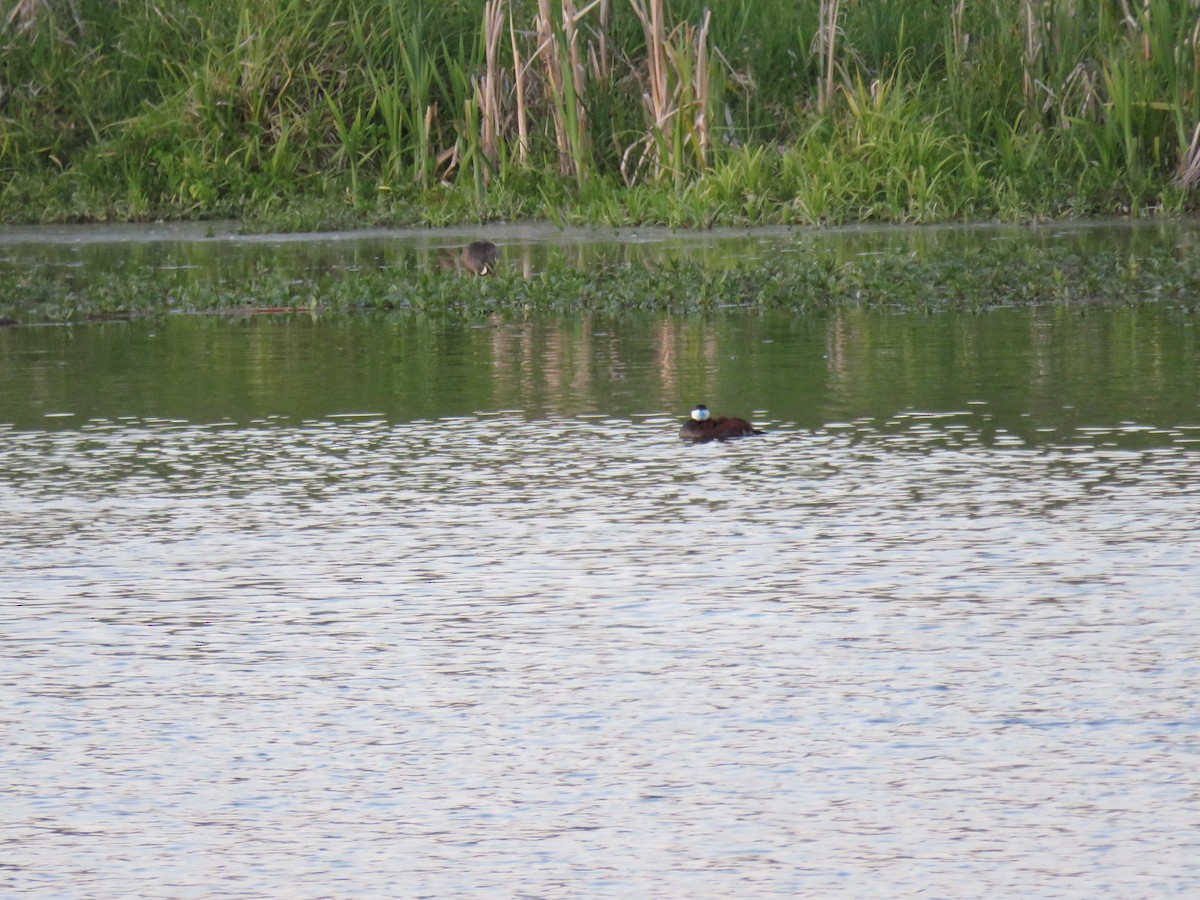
xmin=692 ymin=408 xmax=711 ymax=422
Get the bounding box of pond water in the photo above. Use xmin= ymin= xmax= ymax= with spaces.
xmin=2 ymin=223 xmax=1200 ymax=897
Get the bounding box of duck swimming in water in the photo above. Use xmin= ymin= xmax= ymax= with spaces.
xmin=461 ymin=240 xmax=499 ymax=276
xmin=679 ymin=404 xmax=764 ymax=442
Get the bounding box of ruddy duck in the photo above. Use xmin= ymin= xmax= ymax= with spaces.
xmin=462 ymin=240 xmax=499 ymax=276
xmin=679 ymin=404 xmax=764 ymax=442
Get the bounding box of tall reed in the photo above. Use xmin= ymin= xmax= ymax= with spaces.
xmin=533 ymin=0 xmax=592 ymax=179
xmin=2 ymin=0 xmax=1199 ymax=225
xmin=626 ymin=0 xmax=715 ymax=187
xmin=816 ymin=0 xmax=843 ymax=114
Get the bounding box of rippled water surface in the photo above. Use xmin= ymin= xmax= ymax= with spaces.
xmin=3 ymin=223 xmax=1200 ymax=897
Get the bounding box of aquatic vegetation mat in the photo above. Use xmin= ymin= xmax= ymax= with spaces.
xmin=4 ymin=240 xmax=1200 ymax=325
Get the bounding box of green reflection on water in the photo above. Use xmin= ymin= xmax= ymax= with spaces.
xmin=3 ymin=307 xmax=1198 ymax=448
xmin=3 ymin=221 xmax=1199 ymax=446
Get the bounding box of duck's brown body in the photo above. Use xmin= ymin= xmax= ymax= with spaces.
xmin=461 ymin=241 xmax=499 ymax=275
xmin=679 ymin=404 xmax=764 ymax=442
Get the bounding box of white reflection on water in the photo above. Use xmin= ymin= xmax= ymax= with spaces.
xmin=2 ymin=414 xmax=1199 ymax=898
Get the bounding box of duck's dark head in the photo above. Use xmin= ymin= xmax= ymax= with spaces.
xmin=690 ymin=404 xmax=711 ymax=423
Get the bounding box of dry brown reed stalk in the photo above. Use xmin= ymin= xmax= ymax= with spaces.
xmin=1115 ymin=0 xmax=1151 ymax=57
xmin=531 ymin=2 xmax=555 ymax=171
xmin=535 ymin=0 xmax=569 ymax=174
xmin=422 ymin=103 xmax=435 ymax=184
xmin=1022 ymin=0 xmax=1042 ymax=114
xmin=5 ymin=0 xmax=54 ymax=35
xmin=1059 ymin=61 xmax=1104 ymax=120
xmin=693 ymin=8 xmax=711 ymax=166
xmin=631 ymin=0 xmax=667 ymax=132
xmin=534 ymin=0 xmax=594 ymax=177
xmin=478 ymin=0 xmax=505 ymax=168
xmin=565 ymin=0 xmax=593 ymax=176
xmin=625 ymin=0 xmax=668 ymax=184
xmin=509 ymin=8 xmax=530 ymax=166
xmin=594 ymin=0 xmax=610 ymax=82
xmin=817 ymin=0 xmax=842 ymax=113
xmin=426 ymin=103 xmax=463 ymax=185
xmin=562 ymin=0 xmax=586 ymax=102
xmin=1138 ymin=0 xmax=1152 ymax=62
xmin=1175 ymin=121 xmax=1200 ymax=190
xmin=624 ymin=0 xmax=714 ymax=186
xmin=436 ymin=142 xmax=459 ymax=184
xmin=949 ymin=0 xmax=968 ymax=76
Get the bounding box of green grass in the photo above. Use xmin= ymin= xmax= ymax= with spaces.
xmin=2 ymin=0 xmax=1199 ymax=228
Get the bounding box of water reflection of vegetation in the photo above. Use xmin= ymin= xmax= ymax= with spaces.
xmin=3 ymin=306 xmax=1197 ymax=448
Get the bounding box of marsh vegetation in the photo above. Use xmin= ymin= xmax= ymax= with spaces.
xmin=3 ymin=0 xmax=1200 ymax=229
xmin=4 ymin=223 xmax=1199 ymax=324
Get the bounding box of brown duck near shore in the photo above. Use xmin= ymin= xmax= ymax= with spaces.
xmin=461 ymin=241 xmax=498 ymax=275
xmin=679 ymin=404 xmax=764 ymax=442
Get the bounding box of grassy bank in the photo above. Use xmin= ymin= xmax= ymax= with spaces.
xmin=2 ymin=0 xmax=1200 ymax=229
